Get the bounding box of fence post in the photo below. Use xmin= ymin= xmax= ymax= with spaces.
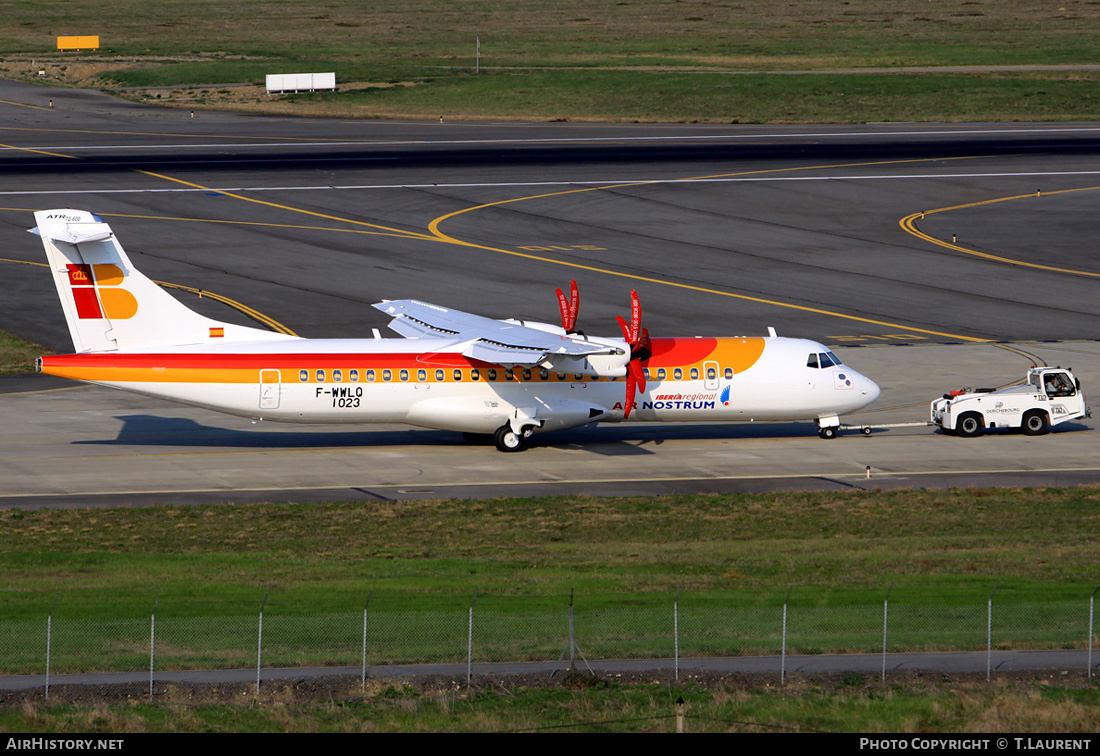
xmin=781 ymin=586 xmax=792 ymax=686
xmin=45 ymin=597 xmax=56 ymax=701
xmin=362 ymin=591 xmax=372 ymax=692
xmin=1090 ymin=585 xmax=1099 ymax=679
xmin=467 ymin=589 xmax=479 ymax=687
xmin=149 ymin=596 xmax=159 ymax=701
xmin=256 ymin=593 xmax=268 ymax=695
xmin=986 ymin=581 xmax=1000 ymax=682
xmin=674 ymin=584 xmax=680 ymax=683
xmin=882 ymin=583 xmax=893 ymax=683
xmin=551 ymin=587 xmax=592 ymax=679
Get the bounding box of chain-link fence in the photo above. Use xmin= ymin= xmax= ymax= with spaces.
xmin=2 ymin=591 xmax=1097 ymax=699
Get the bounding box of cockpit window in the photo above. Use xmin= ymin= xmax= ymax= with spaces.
xmin=809 ymin=352 xmax=844 ymax=369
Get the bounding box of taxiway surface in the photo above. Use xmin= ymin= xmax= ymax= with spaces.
xmin=3 ymin=78 xmax=1100 ymax=504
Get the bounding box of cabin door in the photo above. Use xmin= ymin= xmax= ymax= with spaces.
xmin=259 ymin=369 xmax=281 ymax=410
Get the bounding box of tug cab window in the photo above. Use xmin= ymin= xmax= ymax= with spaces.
xmin=1044 ymin=372 xmax=1076 ymax=397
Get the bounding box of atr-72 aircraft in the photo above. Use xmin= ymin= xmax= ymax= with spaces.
xmin=32 ymin=209 xmax=880 ymax=452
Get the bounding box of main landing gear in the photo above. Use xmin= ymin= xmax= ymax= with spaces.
xmin=493 ymin=424 xmax=535 ymax=452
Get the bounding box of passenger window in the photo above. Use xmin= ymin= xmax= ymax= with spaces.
xmin=690 ymin=367 xmax=699 ymax=380
xmin=657 ymin=368 xmax=666 ymax=380
xmin=723 ymin=367 xmax=733 ymax=379
xmin=333 ymin=369 xmax=343 ymax=383
xmin=522 ymin=369 xmax=532 ymax=381
xmin=382 ymin=369 xmax=391 ymax=382
xmin=366 ymin=369 xmax=376 ymax=382
xmin=706 ymin=367 xmax=716 ymax=380
xmin=674 ymin=368 xmax=683 ymax=380
xmin=539 ymin=369 xmax=549 ymax=381
xmin=556 ymin=373 xmax=567 ymax=381
xmin=643 ymin=368 xmax=651 ymax=380
xmin=487 ymin=369 xmax=497 ymax=381
xmin=400 ymin=369 xmax=410 ymax=382
xmin=417 ymin=369 xmax=427 ymax=382
xmin=471 ymin=369 xmax=481 ymax=381
xmin=807 ymin=354 xmax=819 ymax=369
xmin=350 ymin=369 xmax=359 ymax=382
xmin=299 ymin=369 xmax=308 ymax=383
xmin=316 ymin=369 xmax=325 ymax=382
xmin=505 ymin=369 xmax=515 ymax=381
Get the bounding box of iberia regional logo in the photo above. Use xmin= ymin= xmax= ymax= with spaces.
xmin=67 ymin=264 xmax=137 ymax=320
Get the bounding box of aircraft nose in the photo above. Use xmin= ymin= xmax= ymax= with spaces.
xmin=859 ymin=372 xmax=881 ymax=403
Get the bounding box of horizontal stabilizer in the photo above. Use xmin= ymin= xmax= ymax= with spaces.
xmin=35 ymin=218 xmax=114 ymax=245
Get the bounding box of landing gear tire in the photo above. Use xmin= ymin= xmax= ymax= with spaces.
xmin=1021 ymin=410 xmax=1050 ymax=436
xmin=818 ymin=426 xmax=838 ymax=440
xmin=493 ymin=425 xmax=529 ymax=452
xmin=861 ymin=426 xmax=873 ymax=437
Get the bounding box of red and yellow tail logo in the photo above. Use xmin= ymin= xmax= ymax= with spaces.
xmin=67 ymin=264 xmax=138 ymax=320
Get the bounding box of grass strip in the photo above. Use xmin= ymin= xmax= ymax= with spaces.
xmin=2 ymin=488 xmax=1097 ymax=622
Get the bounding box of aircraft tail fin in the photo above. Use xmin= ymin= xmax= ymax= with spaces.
xmin=33 ymin=209 xmax=293 ymax=353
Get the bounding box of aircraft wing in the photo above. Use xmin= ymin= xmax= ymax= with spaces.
xmin=373 ymin=299 xmax=622 ymax=366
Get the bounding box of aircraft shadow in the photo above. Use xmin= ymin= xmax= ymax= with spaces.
xmin=72 ymin=414 xmax=824 ymax=453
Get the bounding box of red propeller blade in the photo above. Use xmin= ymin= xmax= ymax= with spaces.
xmin=616 ymin=315 xmax=632 ymax=343
xmin=619 ymin=290 xmax=648 ymax=419
xmin=628 ymin=289 xmax=641 ymax=343
xmin=556 ymin=280 xmax=580 ymax=333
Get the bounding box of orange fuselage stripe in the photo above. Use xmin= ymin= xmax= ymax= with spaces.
xmin=40 ymin=337 xmax=767 ymax=384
